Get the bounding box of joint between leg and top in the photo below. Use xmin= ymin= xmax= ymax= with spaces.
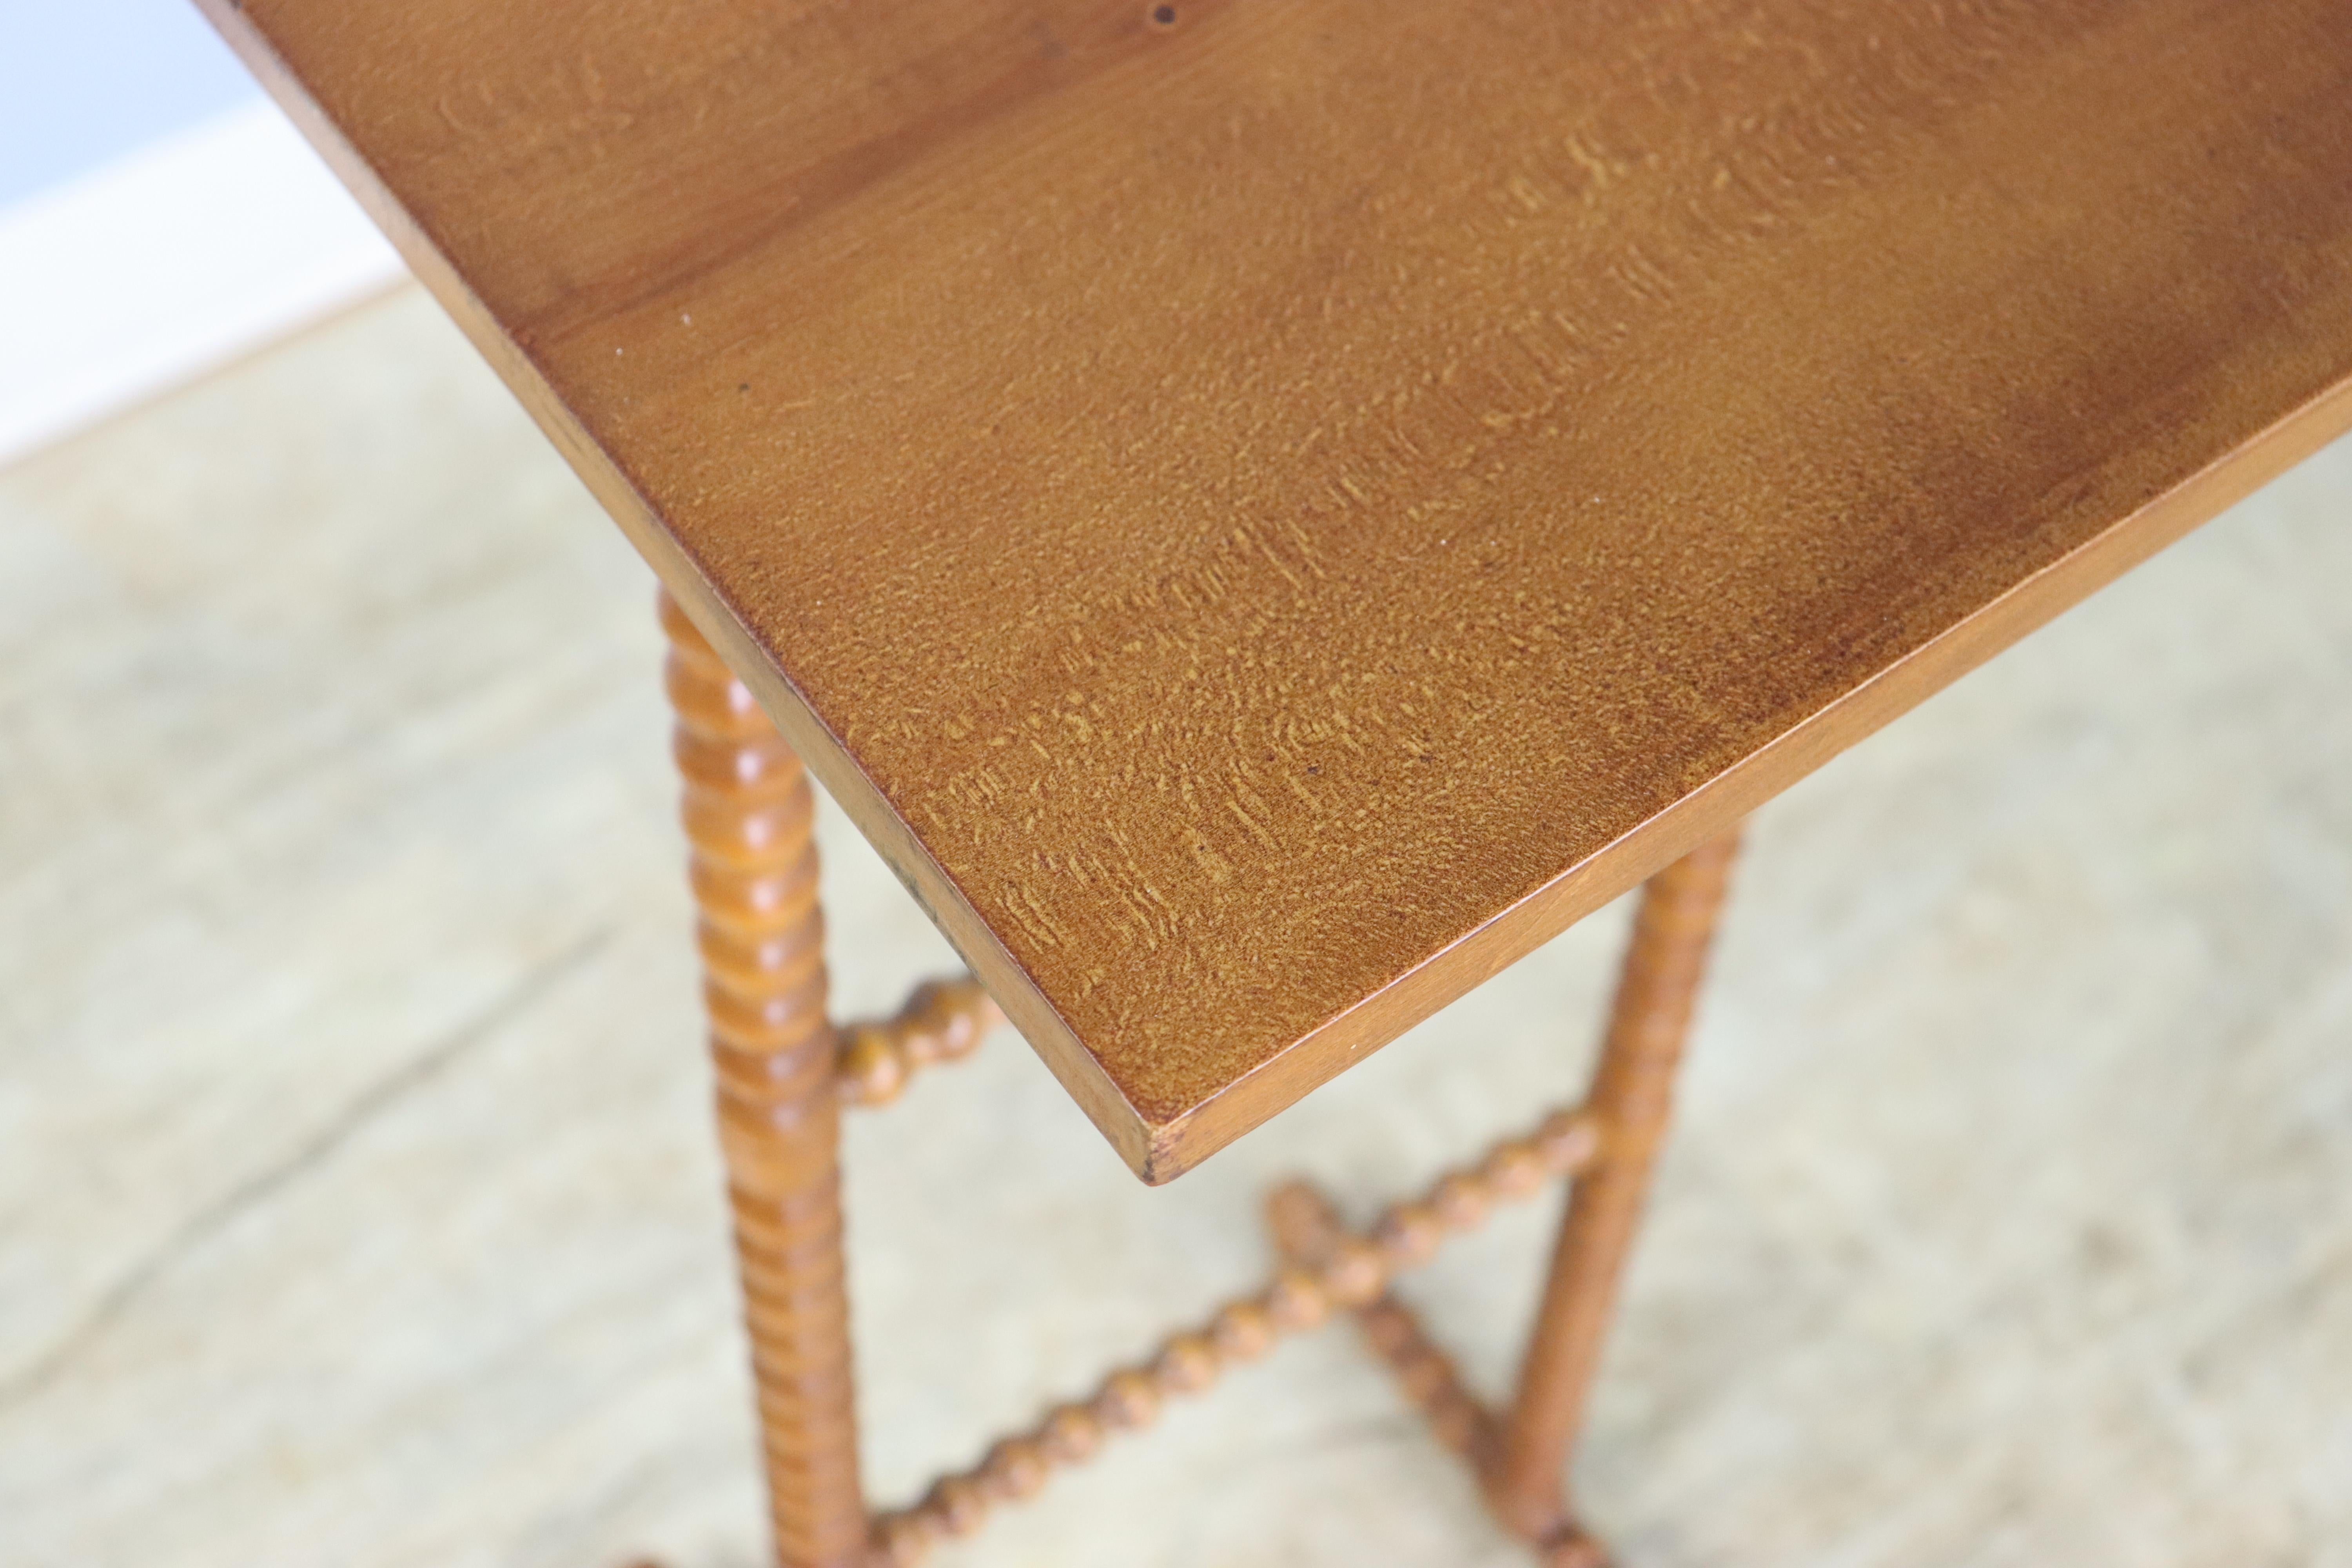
xmin=661 ymin=588 xmax=1741 ymax=1568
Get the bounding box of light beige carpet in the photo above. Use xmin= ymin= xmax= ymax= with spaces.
xmin=2 ymin=288 xmax=2348 ymax=1568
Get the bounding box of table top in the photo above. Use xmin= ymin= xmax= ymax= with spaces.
xmin=202 ymin=0 xmax=2352 ymax=1181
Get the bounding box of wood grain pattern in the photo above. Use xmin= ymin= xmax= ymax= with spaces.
xmin=664 ymin=592 xmax=868 ymax=1568
xmin=198 ymin=0 xmax=2352 ymax=1180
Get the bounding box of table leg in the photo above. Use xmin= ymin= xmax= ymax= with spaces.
xmin=662 ymin=592 xmax=868 ymax=1568
xmin=1484 ymin=829 xmax=1743 ymax=1558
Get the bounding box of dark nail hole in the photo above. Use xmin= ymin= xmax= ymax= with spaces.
xmin=738 ymin=382 xmax=750 ymax=392
xmin=1151 ymin=5 xmax=1177 ymax=25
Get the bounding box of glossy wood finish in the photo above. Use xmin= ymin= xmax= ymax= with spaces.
xmin=199 ymin=0 xmax=2352 ymax=1180
xmin=1489 ymin=831 xmax=1741 ymax=1550
xmin=664 ymin=593 xmax=867 ymax=1568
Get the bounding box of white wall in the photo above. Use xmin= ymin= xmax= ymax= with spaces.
xmin=0 ymin=1 xmax=407 ymax=466
xmin=0 ymin=0 xmax=262 ymax=205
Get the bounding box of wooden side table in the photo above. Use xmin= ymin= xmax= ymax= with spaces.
xmin=194 ymin=2 xmax=2352 ymax=1564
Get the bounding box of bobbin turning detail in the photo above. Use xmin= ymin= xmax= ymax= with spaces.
xmin=661 ymin=591 xmax=1738 ymax=1568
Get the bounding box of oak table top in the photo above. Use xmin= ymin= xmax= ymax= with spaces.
xmin=199 ymin=0 xmax=2352 ymax=1181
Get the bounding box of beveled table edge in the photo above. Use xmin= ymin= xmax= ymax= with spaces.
xmin=203 ymin=0 xmax=2352 ymax=1183
xmin=1151 ymin=368 xmax=2352 ymax=1176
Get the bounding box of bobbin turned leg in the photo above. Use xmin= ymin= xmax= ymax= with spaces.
xmin=661 ymin=591 xmax=868 ymax=1568
xmin=1484 ymin=830 xmax=1742 ymax=1561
